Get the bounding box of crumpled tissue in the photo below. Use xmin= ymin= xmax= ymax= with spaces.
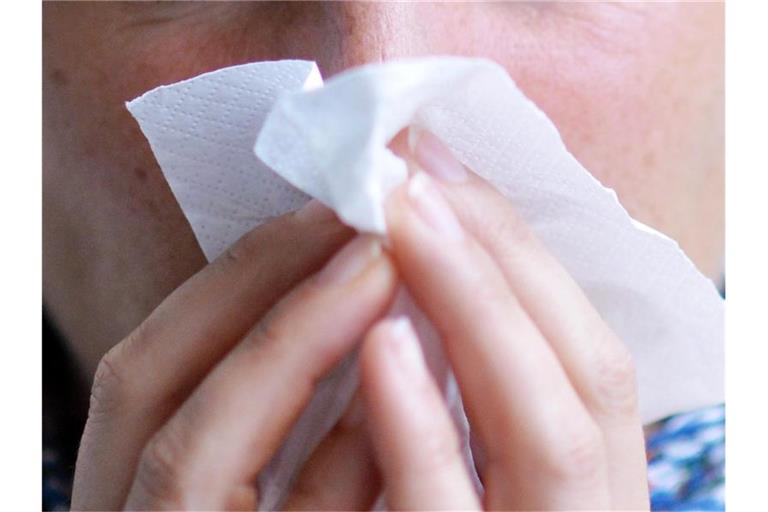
xmin=127 ymin=57 xmax=724 ymax=509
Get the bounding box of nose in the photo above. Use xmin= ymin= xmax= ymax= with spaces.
xmin=268 ymin=3 xmax=430 ymax=78
xmin=326 ymin=3 xmax=426 ymax=73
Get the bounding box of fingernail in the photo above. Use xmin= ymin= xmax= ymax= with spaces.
xmin=407 ymin=173 xmax=464 ymax=240
xmin=387 ymin=317 xmax=428 ymax=379
xmin=316 ymin=235 xmax=381 ymax=285
xmin=294 ymin=199 xmax=337 ymax=223
xmin=414 ymin=131 xmax=468 ymax=183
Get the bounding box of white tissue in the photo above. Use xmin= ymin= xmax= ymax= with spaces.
xmin=127 ymin=57 xmax=723 ymax=509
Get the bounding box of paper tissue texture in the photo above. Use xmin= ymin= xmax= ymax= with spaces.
xmin=127 ymin=57 xmax=724 ymax=509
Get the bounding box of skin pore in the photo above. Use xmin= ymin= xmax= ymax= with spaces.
xmin=43 ymin=2 xmax=723 ymax=380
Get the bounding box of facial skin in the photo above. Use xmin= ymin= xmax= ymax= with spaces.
xmin=43 ymin=2 xmax=724 ymax=379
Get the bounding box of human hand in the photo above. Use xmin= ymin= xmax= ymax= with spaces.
xmin=358 ymin=132 xmax=650 ymax=510
xmin=71 ymin=204 xmax=397 ymax=510
xmin=71 ymin=131 xmax=650 ymax=511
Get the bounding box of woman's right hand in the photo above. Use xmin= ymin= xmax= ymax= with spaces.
xmin=71 ymin=201 xmax=398 ymax=510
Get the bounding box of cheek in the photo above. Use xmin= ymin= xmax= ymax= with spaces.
xmin=45 ymin=12 xmax=243 ymax=215
xmin=473 ymin=4 xmax=722 ymax=232
xmin=438 ymin=2 xmax=723 ymax=276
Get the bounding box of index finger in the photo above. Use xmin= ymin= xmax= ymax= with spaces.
xmin=125 ymin=236 xmax=398 ymax=509
xmin=385 ymin=173 xmax=609 ymax=509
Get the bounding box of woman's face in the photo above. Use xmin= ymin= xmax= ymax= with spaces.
xmin=43 ymin=2 xmax=724 ymax=375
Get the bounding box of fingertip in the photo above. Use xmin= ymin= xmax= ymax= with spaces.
xmin=360 ymin=316 xmax=410 ymax=396
xmin=361 ymin=316 xmax=427 ymax=397
xmin=362 ymin=315 xmax=414 ymax=352
xmin=360 ymin=317 xmax=395 ymax=380
xmin=358 ymin=242 xmax=399 ymax=302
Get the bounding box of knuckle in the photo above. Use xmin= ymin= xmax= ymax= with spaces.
xmin=496 ymin=212 xmax=535 ymax=247
xmin=246 ymin=307 xmax=290 ymax=353
xmin=88 ymin=345 xmax=131 ymax=418
xmin=88 ymin=319 xmax=158 ymax=419
xmin=240 ymin=310 xmax=317 ymax=387
xmin=133 ymin=431 xmax=187 ymax=507
xmin=250 ymin=319 xmax=325 ymax=394
xmin=220 ymin=215 xmax=293 ymax=268
xmin=592 ymin=340 xmax=639 ymax=417
xmin=464 ymin=191 xmax=528 ymax=245
xmin=407 ymin=408 xmax=464 ymax=476
xmin=415 ymin=433 xmax=464 ymax=476
xmin=543 ymin=417 xmax=605 ymax=482
xmin=221 ymin=231 xmax=262 ymax=267
xmin=243 ymin=284 xmax=317 ymax=358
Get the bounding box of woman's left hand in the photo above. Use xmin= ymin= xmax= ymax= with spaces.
xmin=356 ymin=132 xmax=650 ymax=510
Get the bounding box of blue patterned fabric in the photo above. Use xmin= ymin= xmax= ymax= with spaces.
xmin=43 ymin=446 xmax=72 ymax=511
xmin=42 ymin=404 xmax=726 ymax=510
xmin=647 ymin=404 xmax=725 ymax=511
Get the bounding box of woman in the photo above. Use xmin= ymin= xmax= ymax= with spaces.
xmin=43 ymin=3 xmax=724 ymax=510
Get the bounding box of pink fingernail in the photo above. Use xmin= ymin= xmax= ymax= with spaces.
xmin=414 ymin=131 xmax=468 ymax=183
xmin=316 ymin=236 xmax=381 ymax=286
xmin=407 ymin=173 xmax=464 ymax=240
